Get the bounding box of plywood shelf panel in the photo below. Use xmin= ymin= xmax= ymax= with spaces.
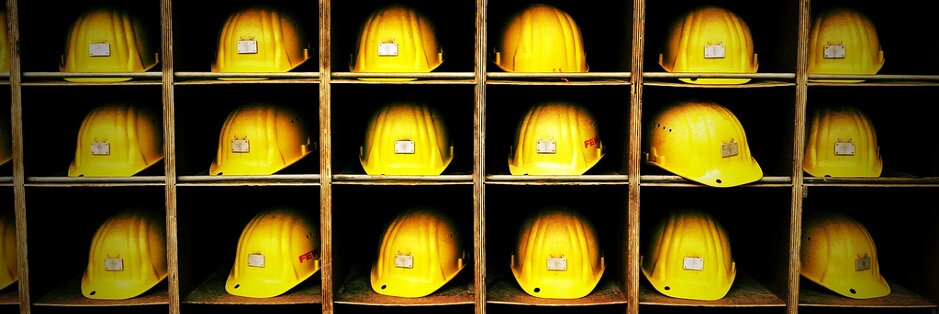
xmin=184 ymin=266 xmax=323 ymax=305
xmin=33 ymin=275 xmax=169 ymax=307
xmin=333 ymin=265 xmax=475 ymax=306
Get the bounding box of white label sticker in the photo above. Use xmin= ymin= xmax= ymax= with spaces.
xmin=378 ymin=42 xmax=399 ymax=56
xmin=721 ymin=141 xmax=739 ymax=158
xmin=536 ymin=140 xmax=557 ymax=154
xmin=91 ymin=141 xmax=110 ymax=155
xmin=856 ymin=255 xmax=871 ymax=271
xmin=237 ymin=40 xmax=258 ymax=54
xmin=248 ymin=253 xmax=265 ymax=267
xmin=834 ymin=141 xmax=855 ymax=156
xmin=683 ymin=257 xmax=704 ymax=271
xmin=395 ymin=254 xmax=413 ymax=268
xmin=547 ymin=257 xmax=567 ymax=271
xmin=394 ymin=140 xmax=415 ymax=154
xmin=104 ymin=257 xmax=123 ymax=271
xmin=89 ymin=43 xmax=111 ymax=57
xmin=824 ymin=43 xmax=846 ymax=59
xmin=231 ymin=139 xmax=250 ymax=153
xmin=704 ymin=43 xmax=726 ymax=59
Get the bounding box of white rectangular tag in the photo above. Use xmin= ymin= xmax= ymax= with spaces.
xmin=248 ymin=253 xmax=265 ymax=267
xmin=683 ymin=257 xmax=704 ymax=271
xmin=104 ymin=257 xmax=123 ymax=271
xmin=231 ymin=139 xmax=250 ymax=153
xmin=546 ymin=257 xmax=567 ymax=271
xmin=394 ymin=140 xmax=415 ymax=154
xmin=91 ymin=141 xmax=110 ymax=155
xmin=721 ymin=141 xmax=739 ymax=158
xmin=704 ymin=44 xmax=726 ymax=59
xmin=89 ymin=43 xmax=111 ymax=57
xmin=536 ymin=139 xmax=556 ymax=154
xmin=378 ymin=42 xmax=399 ymax=56
xmin=237 ymin=40 xmax=259 ymax=54
xmin=824 ymin=44 xmax=846 ymax=59
xmin=395 ymin=254 xmax=413 ymax=268
xmin=834 ymin=142 xmax=855 ymax=156
xmin=856 ymin=255 xmax=871 ymax=271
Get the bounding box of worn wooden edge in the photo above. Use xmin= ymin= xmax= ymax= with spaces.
xmin=174 ymin=72 xmax=319 ymax=79
xmin=319 ymin=0 xmax=334 ymax=312
xmin=177 ymin=174 xmax=322 ymax=183
xmin=160 ymin=1 xmax=182 ymax=313
xmin=332 ymin=174 xmax=473 ymax=184
xmin=7 ymin=0 xmax=31 ymax=312
xmin=643 ymin=72 xmax=796 ymax=79
xmin=25 ymin=176 xmax=166 ymax=184
xmin=173 ymin=79 xmax=320 ymax=85
xmin=32 ymin=275 xmax=169 ymax=307
xmin=486 ymin=72 xmax=631 ymax=80
xmin=639 ymin=175 xmax=793 ymax=187
xmin=637 ymin=269 xmax=786 ymax=307
xmin=798 ymin=280 xmax=937 ymax=308
xmin=183 ymin=265 xmax=323 ymax=305
xmin=474 ymin=0 xmax=487 ymax=313
xmin=0 ymin=286 xmax=18 ymax=305
xmin=331 ymin=72 xmax=475 ymax=80
xmin=485 ymin=175 xmax=628 ymax=183
xmin=0 ymin=176 xmax=11 ymax=183
xmin=329 ymin=79 xmax=476 ymax=85
xmin=789 ymin=2 xmax=810 ymax=313
xmin=807 ymin=74 xmax=939 ymax=81
xmin=22 ymin=72 xmax=163 ymax=79
xmin=20 ymin=81 xmax=163 ymax=86
xmin=803 ymin=177 xmax=939 ymax=187
xmin=485 ymin=80 xmax=631 ymax=86
xmin=627 ymin=0 xmax=645 ymax=313
xmin=642 ymin=80 xmax=796 ymax=88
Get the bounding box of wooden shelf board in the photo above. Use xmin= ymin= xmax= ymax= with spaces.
xmin=640 ymin=175 xmax=792 ymax=187
xmin=638 ymin=270 xmax=785 ymax=307
xmin=486 ymin=72 xmax=630 ymax=81
xmin=485 ymin=273 xmax=627 ymax=306
xmin=175 ymin=175 xmax=320 ymax=187
xmin=330 ymin=79 xmax=476 ymax=85
xmin=803 ymin=176 xmax=939 ymax=187
xmin=184 ymin=265 xmax=322 ymax=305
xmin=173 ymin=79 xmax=319 ymax=85
xmin=334 ymin=265 xmax=475 ymax=306
xmin=799 ymin=280 xmax=937 ymax=308
xmin=33 ymin=275 xmax=168 ymax=307
xmin=331 ymin=72 xmax=475 ymax=80
xmin=485 ymin=174 xmax=629 ymax=185
xmin=0 ymin=286 xmax=18 ymax=305
xmin=643 ymin=80 xmax=796 ymax=88
xmin=25 ymin=176 xmax=166 ymax=187
xmin=331 ymin=174 xmax=473 ymax=185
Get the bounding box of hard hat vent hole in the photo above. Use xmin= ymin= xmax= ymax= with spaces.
xmin=533 ymin=288 xmax=540 ymax=293
xmin=90 ymin=291 xmax=96 ymax=295
xmin=715 ymin=179 xmax=722 ymax=184
xmin=825 ymin=175 xmax=832 ymax=178
xmin=234 ymin=284 xmax=240 ymax=289
xmin=381 ymin=284 xmax=387 ymax=290
xmin=850 ymin=289 xmax=857 ymax=294
xmin=79 ymin=174 xmax=85 ymax=177
xmin=668 ymin=128 xmax=672 ymax=132
xmin=664 ymin=286 xmax=671 ymax=291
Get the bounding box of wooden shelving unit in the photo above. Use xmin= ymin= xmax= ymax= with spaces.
xmin=4 ymin=0 xmax=939 ymax=314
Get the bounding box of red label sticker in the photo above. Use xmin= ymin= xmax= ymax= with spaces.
xmin=299 ymin=250 xmax=315 ymax=263
xmin=584 ymin=136 xmax=598 ymax=148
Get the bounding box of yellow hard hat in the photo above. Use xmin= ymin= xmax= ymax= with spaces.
xmin=511 ymin=207 xmax=604 ymax=299
xmin=509 ymin=101 xmax=604 ymax=175
xmin=360 ymin=102 xmax=453 ymax=175
xmin=801 ymin=210 xmax=890 ymax=299
xmin=641 ymin=209 xmax=735 ymax=301
xmin=350 ymin=4 xmax=443 ymax=80
xmin=226 ymin=208 xmax=320 ymax=298
xmin=0 ymin=211 xmax=16 ymax=290
xmin=371 ymin=208 xmax=465 ymax=298
xmin=0 ymin=6 xmax=9 ymax=73
xmin=495 ymin=4 xmax=588 ymax=73
xmin=60 ymin=5 xmax=158 ymax=83
xmin=659 ymin=5 xmax=758 ymax=85
xmin=211 ymin=5 xmax=310 ymax=79
xmin=0 ymin=102 xmax=11 ymax=167
xmin=808 ymin=7 xmax=884 ymax=83
xmin=81 ymin=209 xmax=167 ymax=300
xmin=209 ymin=103 xmax=313 ymax=176
xmin=643 ymin=100 xmax=763 ymax=187
xmin=804 ymin=105 xmax=882 ymax=178
xmin=68 ymin=103 xmax=164 ymax=177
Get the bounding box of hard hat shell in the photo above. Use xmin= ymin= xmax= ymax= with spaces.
xmin=0 ymin=6 xmax=9 ymax=73
xmin=808 ymin=7 xmax=884 ymax=83
xmin=81 ymin=209 xmax=167 ymax=300
xmin=508 ymin=101 xmax=604 ymax=175
xmin=211 ymin=5 xmax=310 ymax=77
xmin=804 ymin=105 xmax=882 ymax=178
xmin=68 ymin=103 xmax=164 ymax=177
xmin=511 ymin=207 xmax=605 ymax=299
xmin=0 ymin=211 xmax=16 ymax=290
xmin=641 ymin=208 xmax=736 ymax=301
xmin=643 ymin=100 xmax=763 ymax=187
xmin=371 ymin=207 xmax=465 ymax=298
xmin=801 ymin=210 xmax=890 ymax=299
xmin=350 ymin=4 xmax=443 ymax=80
xmin=360 ymin=102 xmax=453 ymax=175
xmin=210 ymin=103 xmax=313 ymax=176
xmin=659 ymin=5 xmax=758 ymax=85
xmin=60 ymin=5 xmax=158 ymax=83
xmin=226 ymin=208 xmax=320 ymax=298
xmin=495 ymin=3 xmax=588 ymax=73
